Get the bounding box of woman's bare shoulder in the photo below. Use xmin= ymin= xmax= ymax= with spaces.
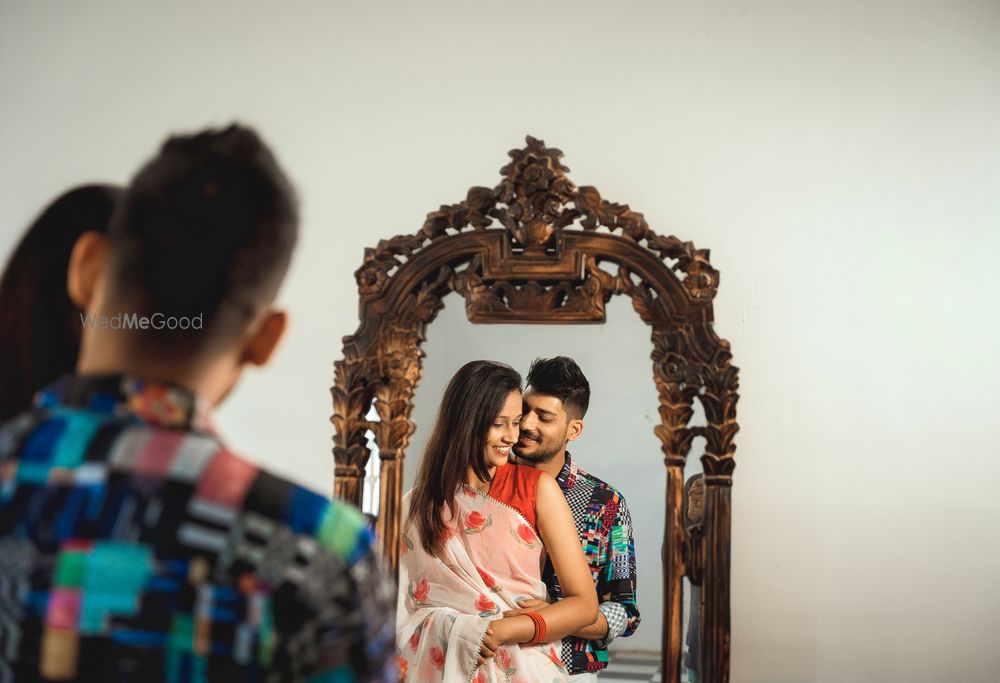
xmin=534 ymin=471 xmax=561 ymax=503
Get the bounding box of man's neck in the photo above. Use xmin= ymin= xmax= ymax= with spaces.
xmin=78 ymin=358 xmax=197 ymax=396
xmin=76 ymin=331 xmax=232 ymax=406
xmin=537 ymin=450 xmax=568 ymax=480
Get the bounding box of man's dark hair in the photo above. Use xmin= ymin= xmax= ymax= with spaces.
xmin=526 ymin=356 xmax=590 ymax=419
xmin=106 ymin=123 xmax=298 ymax=355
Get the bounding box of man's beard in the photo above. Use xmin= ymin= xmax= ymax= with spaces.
xmin=513 ymin=435 xmax=563 ymax=465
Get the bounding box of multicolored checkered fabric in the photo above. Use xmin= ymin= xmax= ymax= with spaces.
xmin=0 ymin=375 xmax=395 ymax=682
xmin=541 ymin=453 xmax=640 ymax=675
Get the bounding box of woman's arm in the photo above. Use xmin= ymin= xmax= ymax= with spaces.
xmin=490 ymin=473 xmax=598 ymax=644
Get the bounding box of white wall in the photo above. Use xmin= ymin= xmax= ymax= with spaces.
xmin=2 ymin=1 xmax=999 ymax=681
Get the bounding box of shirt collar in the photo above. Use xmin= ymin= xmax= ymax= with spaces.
xmin=36 ymin=374 xmax=217 ymax=434
xmin=555 ymin=451 xmax=578 ymax=490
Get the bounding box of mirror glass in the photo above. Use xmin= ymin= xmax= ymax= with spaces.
xmin=392 ymin=291 xmax=677 ymax=669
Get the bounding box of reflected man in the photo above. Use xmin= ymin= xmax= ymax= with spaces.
xmin=508 ymin=356 xmax=640 ymax=681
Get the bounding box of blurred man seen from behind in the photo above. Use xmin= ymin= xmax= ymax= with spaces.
xmin=0 ymin=125 xmax=396 ymax=682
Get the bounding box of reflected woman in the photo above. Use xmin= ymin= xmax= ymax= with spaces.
xmin=398 ymin=360 xmax=598 ymax=682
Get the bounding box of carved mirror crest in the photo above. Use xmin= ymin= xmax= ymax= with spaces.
xmin=332 ymin=136 xmax=739 ymax=682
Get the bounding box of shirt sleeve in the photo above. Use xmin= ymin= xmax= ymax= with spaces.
xmin=594 ymin=601 xmax=630 ymax=648
xmin=338 ymin=532 xmax=398 ymax=682
xmin=596 ymin=491 xmax=640 ymax=642
xmin=274 ymin=507 xmax=398 ymax=682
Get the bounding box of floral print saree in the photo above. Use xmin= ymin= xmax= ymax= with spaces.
xmin=396 ymin=485 xmax=568 ymax=683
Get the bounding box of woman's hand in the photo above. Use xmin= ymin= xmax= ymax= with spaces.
xmin=477 ymin=626 xmax=500 ymax=666
xmin=486 ymin=615 xmax=535 ymax=644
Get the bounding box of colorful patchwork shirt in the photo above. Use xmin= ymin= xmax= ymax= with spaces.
xmin=541 ymin=453 xmax=640 ymax=674
xmin=0 ymin=375 xmax=396 ymax=683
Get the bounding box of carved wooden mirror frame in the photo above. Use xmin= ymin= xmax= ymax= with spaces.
xmin=332 ymin=137 xmax=739 ymax=683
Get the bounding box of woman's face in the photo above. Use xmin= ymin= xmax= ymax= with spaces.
xmin=484 ymin=389 xmax=522 ymax=470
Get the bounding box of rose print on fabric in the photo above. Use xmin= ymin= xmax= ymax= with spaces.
xmin=510 ymin=523 xmax=542 ymax=549
xmin=475 ymin=593 xmax=500 ymax=617
xmin=463 ymin=511 xmax=493 ymax=534
xmin=476 ymin=566 xmax=502 ymax=592
xmin=408 ymin=614 xmax=433 ymax=653
xmin=546 ymin=645 xmax=566 ymax=672
xmin=397 ymin=487 xmax=563 ymax=682
xmin=430 ymin=640 xmax=447 ymax=670
xmin=497 ymin=647 xmax=517 ymax=677
xmin=396 ymin=655 xmax=408 ymax=680
xmin=408 ymin=578 xmax=430 ymax=606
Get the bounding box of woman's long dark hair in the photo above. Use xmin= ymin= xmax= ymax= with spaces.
xmin=0 ymin=184 xmax=122 ymax=422
xmin=409 ymin=360 xmax=522 ymax=554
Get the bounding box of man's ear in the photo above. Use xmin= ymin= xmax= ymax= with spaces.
xmin=566 ymin=418 xmax=585 ymax=442
xmin=241 ymin=310 xmax=288 ymax=367
xmin=67 ymin=231 xmax=107 ymax=310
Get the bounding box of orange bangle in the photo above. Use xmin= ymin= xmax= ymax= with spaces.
xmin=524 ymin=611 xmax=547 ymax=645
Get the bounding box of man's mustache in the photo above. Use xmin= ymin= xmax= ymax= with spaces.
xmin=518 ymin=431 xmax=540 ymax=442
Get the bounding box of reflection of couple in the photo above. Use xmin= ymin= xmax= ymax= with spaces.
xmin=397 ymin=357 xmax=640 ymax=682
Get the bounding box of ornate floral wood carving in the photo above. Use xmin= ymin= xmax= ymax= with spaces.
xmin=332 ymin=136 xmax=739 ymax=683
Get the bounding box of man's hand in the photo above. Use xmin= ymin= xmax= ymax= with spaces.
xmin=502 ymin=597 xmax=549 ymax=618
xmin=574 ymin=609 xmax=609 ymax=640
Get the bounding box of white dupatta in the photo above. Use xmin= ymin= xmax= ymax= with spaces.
xmin=396 ymin=486 xmax=568 ymax=683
